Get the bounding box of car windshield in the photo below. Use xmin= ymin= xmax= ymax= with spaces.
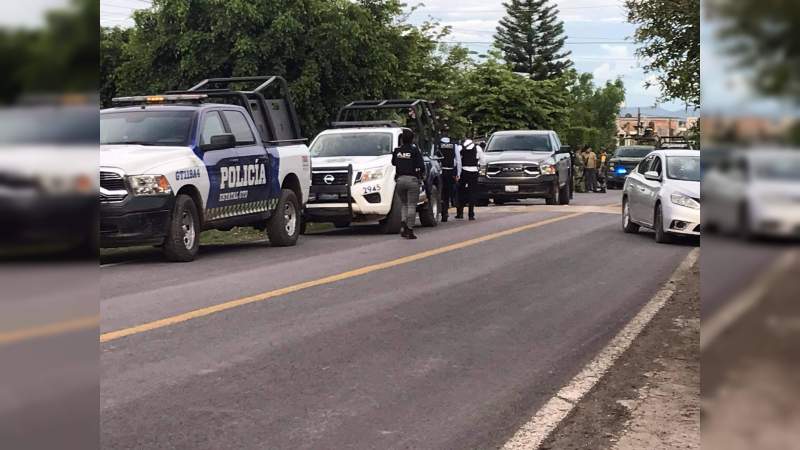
xmin=101 ymin=110 xmax=195 ymax=146
xmin=310 ymin=132 xmax=394 ymax=157
xmin=487 ymin=134 xmax=552 ymax=152
xmin=615 ymin=147 xmax=654 ymax=158
xmin=666 ymin=156 xmax=700 ymax=182
xmin=0 ymin=107 xmax=99 ymax=144
xmin=753 ymin=157 xmax=800 ymax=181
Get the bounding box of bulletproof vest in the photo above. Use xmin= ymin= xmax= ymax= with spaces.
xmin=394 ymin=144 xmax=419 ymax=177
xmin=461 ymin=147 xmax=478 ymax=167
xmin=439 ymin=139 xmax=456 ymax=169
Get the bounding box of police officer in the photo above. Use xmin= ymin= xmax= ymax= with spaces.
xmin=456 ymin=139 xmax=484 ymax=221
xmin=392 ymin=129 xmax=426 ymax=239
xmin=438 ymin=128 xmax=461 ymax=222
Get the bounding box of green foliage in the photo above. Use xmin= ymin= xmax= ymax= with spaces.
xmin=561 ymin=72 xmax=625 ymax=150
xmin=625 ymin=0 xmax=700 ymax=107
xmin=710 ymin=0 xmax=800 ymax=101
xmin=494 ymin=0 xmax=572 ymax=80
xmin=100 ymin=27 xmax=130 ymax=106
xmin=0 ymin=0 xmax=97 ymax=103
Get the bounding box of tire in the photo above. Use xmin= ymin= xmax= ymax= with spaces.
xmin=738 ymin=203 xmax=754 ymax=241
xmin=494 ymin=198 xmax=506 ymax=206
xmin=162 ymin=194 xmax=200 ymax=262
xmin=419 ymin=185 xmax=440 ymax=227
xmin=622 ymin=197 xmax=640 ymax=234
xmin=266 ymin=189 xmax=300 ymax=247
xmin=653 ymin=203 xmax=672 ymax=244
xmin=546 ymin=180 xmax=559 ymax=205
xmin=558 ymin=178 xmax=570 ymax=205
xmin=378 ymin=191 xmax=402 ymax=234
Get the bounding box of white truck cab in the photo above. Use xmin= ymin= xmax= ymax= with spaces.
xmin=305 ymin=126 xmax=440 ymax=233
xmin=100 ymin=77 xmax=311 ymax=261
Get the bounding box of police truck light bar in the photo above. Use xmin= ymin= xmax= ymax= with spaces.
xmin=112 ymin=94 xmax=209 ymax=104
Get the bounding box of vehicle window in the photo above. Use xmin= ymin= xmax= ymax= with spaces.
xmin=651 ymin=156 xmax=663 ymax=175
xmin=1 ymin=107 xmax=99 ymax=144
xmin=486 ymin=134 xmax=552 ymax=152
xmin=667 ymin=156 xmax=700 ymax=182
xmin=223 ymin=111 xmax=256 ymax=145
xmin=615 ymin=147 xmax=655 ymax=158
xmin=638 ymin=156 xmax=654 ymax=174
xmin=101 ymin=110 xmax=195 ymax=146
xmin=200 ymin=112 xmax=226 ymax=146
xmin=310 ymin=132 xmax=394 ymax=157
xmin=753 ymin=157 xmax=800 ymax=181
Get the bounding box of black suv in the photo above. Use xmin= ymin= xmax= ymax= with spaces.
xmin=478 ymin=130 xmax=572 ymax=205
xmin=606 ymin=145 xmax=655 ymax=189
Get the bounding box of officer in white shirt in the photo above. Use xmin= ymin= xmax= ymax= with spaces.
xmin=456 ymin=139 xmax=485 ymax=221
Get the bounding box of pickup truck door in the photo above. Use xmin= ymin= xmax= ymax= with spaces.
xmin=199 ymin=110 xmax=243 ymax=216
xmin=221 ymin=109 xmax=273 ymax=215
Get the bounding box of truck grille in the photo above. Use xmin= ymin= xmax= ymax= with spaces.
xmin=312 ymin=170 xmax=350 ymax=186
xmin=487 ymin=163 xmax=539 ymax=178
xmin=100 ymin=171 xmax=126 ymax=191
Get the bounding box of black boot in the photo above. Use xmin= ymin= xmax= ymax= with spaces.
xmin=400 ymin=221 xmax=409 ymax=237
xmin=405 ymin=227 xmax=418 ymax=240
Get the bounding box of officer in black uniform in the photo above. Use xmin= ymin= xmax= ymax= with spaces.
xmin=391 ymin=129 xmax=426 ymax=239
xmin=438 ymin=128 xmax=461 ymax=222
xmin=456 ymin=139 xmax=484 ymax=221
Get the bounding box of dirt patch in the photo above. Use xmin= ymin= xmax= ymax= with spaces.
xmin=541 ymin=262 xmax=699 ymax=449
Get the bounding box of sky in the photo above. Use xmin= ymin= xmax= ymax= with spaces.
xmin=0 ymin=0 xmax=70 ymax=28
xmin=100 ymin=0 xmax=688 ymax=111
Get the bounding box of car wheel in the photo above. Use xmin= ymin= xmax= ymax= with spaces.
xmin=622 ymin=197 xmax=640 ymax=234
xmin=378 ymin=191 xmax=402 ymax=234
xmin=558 ymin=179 xmax=570 ymax=205
xmin=163 ymin=194 xmax=200 ymax=262
xmin=653 ymin=203 xmax=672 ymax=244
xmin=546 ymin=180 xmax=559 ymax=205
xmin=266 ymin=189 xmax=300 ymax=247
xmin=419 ymin=185 xmax=440 ymax=227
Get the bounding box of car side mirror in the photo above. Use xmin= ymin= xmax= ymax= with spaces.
xmin=201 ymin=134 xmax=236 ymax=152
xmin=557 ymin=145 xmax=572 ymax=155
xmin=644 ymin=171 xmax=661 ymax=182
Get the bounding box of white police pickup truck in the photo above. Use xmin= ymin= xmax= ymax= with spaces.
xmin=100 ymin=77 xmax=311 ymax=261
xmin=304 ymin=100 xmax=442 ymax=234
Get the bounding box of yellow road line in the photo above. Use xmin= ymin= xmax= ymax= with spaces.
xmin=101 ymin=212 xmax=586 ymax=343
xmin=0 ymin=315 xmax=99 ymax=347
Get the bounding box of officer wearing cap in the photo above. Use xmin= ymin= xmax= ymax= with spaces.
xmin=456 ymin=139 xmax=485 ymax=221
xmin=438 ymin=128 xmax=461 ymax=222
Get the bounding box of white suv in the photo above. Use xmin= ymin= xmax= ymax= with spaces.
xmin=304 ymin=127 xmax=439 ymax=233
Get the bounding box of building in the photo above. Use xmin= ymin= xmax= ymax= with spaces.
xmin=617 ymin=106 xmax=700 ymax=146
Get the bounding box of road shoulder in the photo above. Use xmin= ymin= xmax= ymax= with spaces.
xmin=540 ymin=258 xmax=700 ymax=449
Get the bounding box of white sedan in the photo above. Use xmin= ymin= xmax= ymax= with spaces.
xmin=622 ymin=149 xmax=701 ymax=243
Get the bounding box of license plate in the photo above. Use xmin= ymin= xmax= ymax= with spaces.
xmin=505 ymin=185 xmax=519 ymax=193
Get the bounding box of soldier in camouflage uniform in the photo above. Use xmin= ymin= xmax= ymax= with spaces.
xmin=573 ymin=145 xmax=587 ymax=193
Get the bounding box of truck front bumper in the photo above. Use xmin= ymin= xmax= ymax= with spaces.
xmin=478 ymin=175 xmax=558 ymax=200
xmin=100 ymin=195 xmax=174 ymax=247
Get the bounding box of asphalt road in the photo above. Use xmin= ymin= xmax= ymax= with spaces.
xmin=101 ymin=191 xmax=695 ymax=449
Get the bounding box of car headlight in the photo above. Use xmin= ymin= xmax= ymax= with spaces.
xmin=356 ymin=167 xmax=384 ymax=184
xmin=671 ymin=192 xmax=699 ymax=209
xmin=126 ymin=175 xmax=172 ymax=196
xmin=539 ymin=164 xmax=556 ymax=176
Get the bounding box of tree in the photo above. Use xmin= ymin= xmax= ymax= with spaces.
xmin=560 ymin=72 xmax=626 ymax=150
xmin=708 ymin=0 xmax=800 ymax=101
xmin=494 ymin=0 xmax=572 ymax=80
xmin=625 ymin=0 xmax=700 ymax=107
xmin=101 ymin=27 xmax=130 ymax=106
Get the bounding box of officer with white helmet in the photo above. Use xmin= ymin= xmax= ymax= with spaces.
xmin=456 ymin=138 xmax=485 ymax=221
xmin=438 ymin=127 xmax=461 ymax=222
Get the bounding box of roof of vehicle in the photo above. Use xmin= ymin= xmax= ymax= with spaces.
xmin=617 ymin=145 xmax=655 ymax=150
xmin=317 ymin=127 xmax=403 ymax=135
xmin=101 ymin=103 xmax=240 ymax=113
xmin=491 ymin=130 xmax=556 ymax=135
xmin=650 ymin=149 xmax=700 ymax=157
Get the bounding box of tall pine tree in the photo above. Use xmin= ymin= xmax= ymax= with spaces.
xmin=494 ymin=0 xmax=573 ymax=80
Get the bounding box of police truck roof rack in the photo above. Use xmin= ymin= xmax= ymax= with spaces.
xmin=335 ymin=99 xmax=440 ymax=154
xmin=167 ymin=76 xmax=306 ymax=146
xmin=330 ymin=120 xmax=402 ymax=129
